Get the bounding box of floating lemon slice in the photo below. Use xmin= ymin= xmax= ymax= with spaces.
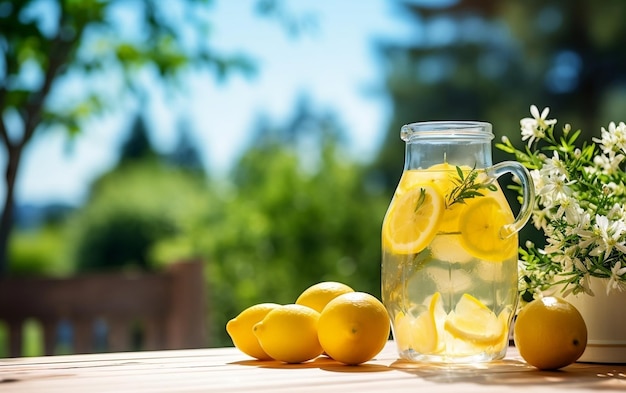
xmin=430 ymin=235 xmax=473 ymax=263
xmin=393 ymin=292 xmax=445 ymax=354
xmin=393 ymin=311 xmax=412 ymax=352
xmin=382 ymin=185 xmax=444 ymax=254
xmin=458 ymin=196 xmax=517 ymax=261
xmin=444 ymin=293 xmax=505 ymax=346
xmin=411 ymin=163 xmax=474 ymax=233
xmin=413 ymin=292 xmax=446 ymax=353
xmin=396 ymin=164 xmax=450 ymax=197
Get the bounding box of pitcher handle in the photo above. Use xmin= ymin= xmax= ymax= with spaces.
xmin=487 ymin=161 xmax=535 ymax=239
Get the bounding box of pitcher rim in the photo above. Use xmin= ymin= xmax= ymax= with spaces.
xmin=401 ymin=121 xmax=493 ymax=142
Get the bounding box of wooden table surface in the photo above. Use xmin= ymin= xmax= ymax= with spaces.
xmin=1 ymin=342 xmax=625 ymax=392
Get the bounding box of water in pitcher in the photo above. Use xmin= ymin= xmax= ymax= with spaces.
xmin=382 ymin=163 xmax=519 ymax=363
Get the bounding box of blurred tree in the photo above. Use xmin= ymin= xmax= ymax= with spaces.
xmin=72 ymin=109 xmax=207 ymax=272
xmin=8 ymin=224 xmax=70 ymax=276
xmin=166 ymin=118 xmax=206 ymax=176
xmin=0 ymin=0 xmax=263 ymax=275
xmin=67 ymin=161 xmax=211 ymax=272
xmin=373 ymin=0 xmax=626 ymax=192
xmin=119 ymin=113 xmax=158 ymax=165
xmin=198 ymin=99 xmax=389 ymax=345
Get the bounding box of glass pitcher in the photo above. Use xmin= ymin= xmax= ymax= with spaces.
xmin=381 ymin=121 xmax=535 ymax=363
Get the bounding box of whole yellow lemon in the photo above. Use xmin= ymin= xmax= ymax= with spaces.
xmin=318 ymin=292 xmax=390 ymax=365
xmin=226 ymin=303 xmax=281 ymax=360
xmin=514 ymin=296 xmax=587 ymax=370
xmin=253 ymin=304 xmax=323 ymax=363
xmin=296 ymin=281 xmax=355 ymax=313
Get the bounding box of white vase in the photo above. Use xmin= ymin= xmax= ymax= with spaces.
xmin=565 ymin=277 xmax=626 ymax=363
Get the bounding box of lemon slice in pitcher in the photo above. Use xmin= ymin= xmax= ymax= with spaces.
xmin=397 ymin=163 xmax=456 ymax=196
xmin=382 ymin=185 xmax=444 ymax=254
xmin=393 ymin=292 xmax=445 ymax=354
xmin=444 ymin=293 xmax=505 ymax=346
xmin=458 ymin=196 xmax=517 ymax=261
xmin=412 ymin=292 xmax=446 ymax=353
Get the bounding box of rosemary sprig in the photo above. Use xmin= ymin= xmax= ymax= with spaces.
xmin=445 ymin=165 xmax=496 ymax=208
xmin=414 ymin=188 xmax=426 ymax=213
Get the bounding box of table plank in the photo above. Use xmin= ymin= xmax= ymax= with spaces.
xmin=1 ymin=342 xmax=625 ymax=392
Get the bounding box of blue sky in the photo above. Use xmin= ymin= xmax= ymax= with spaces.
xmin=13 ymin=0 xmax=413 ymax=206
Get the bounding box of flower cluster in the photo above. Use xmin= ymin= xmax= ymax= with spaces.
xmin=498 ymin=105 xmax=626 ymax=300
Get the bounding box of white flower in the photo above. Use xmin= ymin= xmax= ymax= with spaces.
xmin=530 ymin=105 xmax=558 ymax=130
xmin=530 ymin=169 xmax=545 ymax=196
xmin=538 ymin=173 xmax=574 ymax=202
xmin=573 ymin=257 xmax=589 ymax=273
xmin=542 ymin=151 xmax=569 ymax=179
xmin=604 ymin=182 xmax=626 ymax=196
xmin=556 ymin=197 xmax=581 ymax=223
xmin=507 ymin=105 xmax=626 ymax=296
xmin=563 ymin=123 xmax=572 ymax=135
xmin=520 ymin=105 xmax=556 ymax=147
xmin=544 ymin=230 xmax=567 ymax=256
xmin=594 ymin=121 xmax=626 ymax=154
xmin=593 ymin=123 xmax=617 ymax=153
xmin=520 ymin=119 xmax=544 ymax=147
xmin=531 ymin=207 xmax=549 ymax=231
xmin=577 ymin=273 xmax=595 ymax=296
xmin=607 ymin=203 xmax=626 ymax=222
xmin=578 ymin=215 xmax=626 ymax=261
xmin=564 ymin=207 xmax=591 ymax=236
xmin=617 ymin=122 xmax=626 ymax=153
xmin=607 ymin=261 xmax=626 ymax=295
xmin=550 ymin=245 xmax=577 ymax=273
xmin=593 ymin=150 xmax=624 ymax=175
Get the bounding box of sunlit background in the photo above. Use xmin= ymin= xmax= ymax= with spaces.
xmin=2 ymin=0 xmax=626 ymax=353
xmin=14 ymin=0 xmax=407 ymax=206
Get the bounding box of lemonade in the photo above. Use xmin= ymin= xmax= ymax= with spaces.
xmin=382 ymin=164 xmax=518 ymax=363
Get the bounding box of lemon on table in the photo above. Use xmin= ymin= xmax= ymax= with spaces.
xmin=458 ymin=196 xmax=517 ymax=261
xmin=444 ymin=293 xmax=506 ymax=347
xmin=226 ymin=303 xmax=281 ymax=360
xmin=514 ymin=296 xmax=587 ymax=370
xmin=253 ymin=304 xmax=323 ymax=363
xmin=296 ymin=281 xmax=355 ymax=313
xmin=318 ymin=292 xmax=390 ymax=365
xmin=382 ymin=184 xmax=444 ymax=254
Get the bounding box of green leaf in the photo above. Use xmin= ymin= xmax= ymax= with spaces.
xmin=445 ymin=166 xmax=493 ymax=208
xmin=567 ymin=129 xmax=582 ymax=145
xmin=414 ymin=188 xmax=426 ymax=213
xmin=456 ymin=165 xmax=464 ymax=181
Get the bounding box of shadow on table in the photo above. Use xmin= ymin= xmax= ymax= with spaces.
xmin=230 ymin=355 xmax=392 ymax=373
xmin=390 ymin=359 xmax=626 ymax=390
xmin=231 ymin=356 xmax=626 ymax=389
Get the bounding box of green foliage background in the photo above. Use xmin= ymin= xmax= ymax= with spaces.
xmin=203 ymin=141 xmax=388 ymax=344
xmin=9 ymin=109 xmax=390 ymax=347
